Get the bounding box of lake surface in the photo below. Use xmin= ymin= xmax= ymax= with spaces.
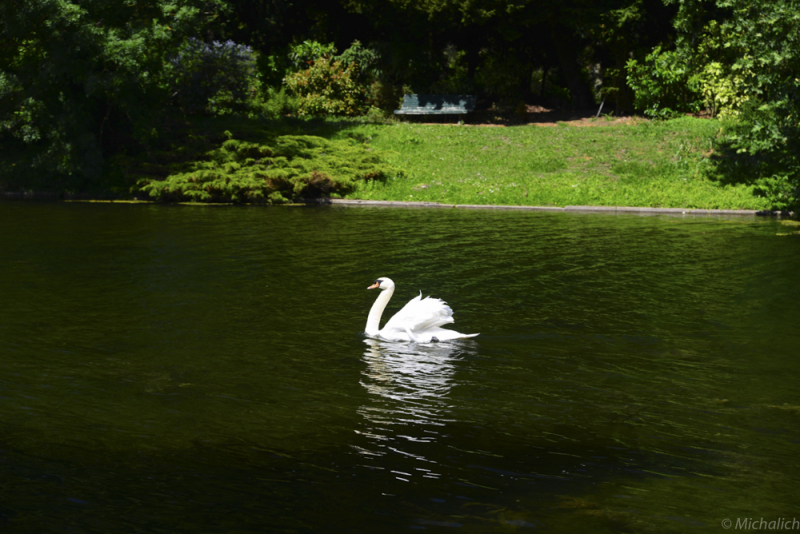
xmin=0 ymin=201 xmax=798 ymax=533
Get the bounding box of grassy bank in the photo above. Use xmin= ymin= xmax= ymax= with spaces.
xmin=332 ymin=116 xmax=771 ymax=210
xmin=3 ymin=115 xmax=774 ymax=210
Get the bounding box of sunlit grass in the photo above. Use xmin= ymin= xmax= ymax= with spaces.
xmin=93 ymin=114 xmax=771 ymax=210
xmin=332 ymin=117 xmax=771 ymax=210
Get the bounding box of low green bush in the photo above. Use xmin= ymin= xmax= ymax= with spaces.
xmin=251 ymin=87 xmax=301 ymax=119
xmin=282 ymin=41 xmax=404 ymax=117
xmin=697 ymin=61 xmax=748 ymax=119
xmin=135 ymin=133 xmax=399 ymax=203
xmin=284 ymin=56 xmax=368 ymax=117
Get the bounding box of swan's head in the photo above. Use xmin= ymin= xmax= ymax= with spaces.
xmin=367 ymin=277 xmax=394 ymax=290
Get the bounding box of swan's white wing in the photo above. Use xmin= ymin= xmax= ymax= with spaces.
xmin=376 ymin=290 xmax=479 ymax=343
xmin=383 ymin=292 xmax=455 ymax=334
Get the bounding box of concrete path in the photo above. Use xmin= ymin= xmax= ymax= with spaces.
xmin=2 ymin=192 xmax=793 ymax=216
xmin=310 ymin=198 xmax=789 ymax=217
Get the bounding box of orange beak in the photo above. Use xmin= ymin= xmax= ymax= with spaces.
xmin=367 ymin=282 xmax=380 ymax=290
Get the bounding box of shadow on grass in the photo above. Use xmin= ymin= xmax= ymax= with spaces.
xmin=0 ymin=105 xmax=628 ymax=198
xmin=391 ymin=106 xmax=618 ymax=127
xmin=706 ymin=136 xmax=798 ymax=214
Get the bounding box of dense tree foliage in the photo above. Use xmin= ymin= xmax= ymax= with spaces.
xmin=626 ymin=0 xmax=800 ymax=209
xmin=713 ymin=0 xmax=800 ymax=210
xmin=0 ymin=0 xmax=797 ymax=208
xmin=0 ymin=0 xmax=229 ymax=188
xmin=170 ymin=38 xmax=256 ymax=115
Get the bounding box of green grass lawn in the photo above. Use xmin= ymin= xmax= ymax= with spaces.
xmin=329 ymin=116 xmax=771 ymax=210
xmin=36 ymin=114 xmax=769 ymax=210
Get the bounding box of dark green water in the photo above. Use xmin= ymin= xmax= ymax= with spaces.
xmin=1 ymin=202 xmax=798 ymax=533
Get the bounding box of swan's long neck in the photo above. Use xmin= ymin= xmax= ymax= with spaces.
xmin=366 ymin=286 xmax=394 ymax=336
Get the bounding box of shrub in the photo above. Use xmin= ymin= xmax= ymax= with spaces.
xmin=697 ymin=61 xmax=748 ymax=119
xmin=337 ymin=40 xmax=381 ymax=83
xmin=250 ymin=87 xmax=301 ymax=119
xmin=281 ymin=41 xmax=400 ymax=117
xmin=288 ymin=41 xmax=337 ymax=71
xmin=258 ymin=41 xmax=339 ymax=89
xmin=284 ymin=56 xmax=368 ymax=116
xmin=135 ymin=134 xmax=399 ymax=203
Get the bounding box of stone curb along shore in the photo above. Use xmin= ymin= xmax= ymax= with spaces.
xmin=308 ymin=198 xmax=794 ymax=217
xmin=1 ymin=192 xmax=795 ymax=217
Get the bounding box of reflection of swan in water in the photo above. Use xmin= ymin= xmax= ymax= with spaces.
xmin=366 ymin=277 xmax=479 ymax=342
xmin=360 ymin=338 xmax=461 ymax=406
xmin=354 ymin=339 xmax=475 ymax=467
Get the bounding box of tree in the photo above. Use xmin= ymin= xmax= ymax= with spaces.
xmin=711 ymin=0 xmax=800 ymax=210
xmin=0 ymin=0 xmax=225 ymax=188
xmin=624 ymin=0 xmax=799 ymax=209
xmin=170 ymin=38 xmax=256 ymax=115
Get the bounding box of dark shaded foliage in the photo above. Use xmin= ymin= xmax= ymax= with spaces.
xmin=170 ymin=39 xmax=255 ymax=115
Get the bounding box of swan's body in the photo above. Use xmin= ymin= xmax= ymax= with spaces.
xmin=365 ymin=277 xmax=479 ymax=342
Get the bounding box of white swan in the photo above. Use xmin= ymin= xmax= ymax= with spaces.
xmin=365 ymin=277 xmax=479 ymax=342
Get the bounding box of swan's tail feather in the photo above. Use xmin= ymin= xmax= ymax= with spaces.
xmin=416 ymin=328 xmax=479 ymax=342
xmin=410 ymin=297 xmax=455 ymax=332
